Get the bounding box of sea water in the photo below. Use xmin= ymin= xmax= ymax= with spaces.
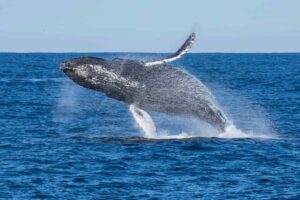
xmin=0 ymin=53 xmax=299 ymax=199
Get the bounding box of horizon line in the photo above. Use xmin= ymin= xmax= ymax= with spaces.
xmin=1 ymin=51 xmax=300 ymax=54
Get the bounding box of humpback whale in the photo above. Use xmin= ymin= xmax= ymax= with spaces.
xmin=60 ymin=33 xmax=228 ymax=136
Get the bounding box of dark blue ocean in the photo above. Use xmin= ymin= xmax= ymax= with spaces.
xmin=0 ymin=53 xmax=299 ymax=199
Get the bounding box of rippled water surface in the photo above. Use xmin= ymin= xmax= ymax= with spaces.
xmin=0 ymin=53 xmax=299 ymax=199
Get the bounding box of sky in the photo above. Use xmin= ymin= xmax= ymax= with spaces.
xmin=0 ymin=0 xmax=300 ymax=52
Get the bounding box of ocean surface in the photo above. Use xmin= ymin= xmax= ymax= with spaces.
xmin=0 ymin=53 xmax=299 ymax=199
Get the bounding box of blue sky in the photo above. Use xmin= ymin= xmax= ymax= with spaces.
xmin=0 ymin=0 xmax=299 ymax=52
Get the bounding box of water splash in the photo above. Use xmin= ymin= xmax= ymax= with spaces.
xmin=208 ymin=83 xmax=276 ymax=137
xmin=53 ymin=80 xmax=80 ymax=122
xmin=218 ymin=122 xmax=277 ymax=139
xmin=129 ymin=108 xmax=276 ymax=139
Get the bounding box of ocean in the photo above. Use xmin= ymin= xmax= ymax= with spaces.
xmin=0 ymin=53 xmax=299 ymax=199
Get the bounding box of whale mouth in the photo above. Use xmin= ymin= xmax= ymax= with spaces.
xmin=62 ymin=67 xmax=74 ymax=72
xmin=60 ymin=62 xmax=75 ymax=73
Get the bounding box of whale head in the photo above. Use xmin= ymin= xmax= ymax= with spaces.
xmin=60 ymin=57 xmax=142 ymax=102
xmin=60 ymin=57 xmax=111 ymax=91
xmin=60 ymin=57 xmax=119 ymax=92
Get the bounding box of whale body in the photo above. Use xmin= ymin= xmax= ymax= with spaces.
xmin=61 ymin=33 xmax=228 ymax=132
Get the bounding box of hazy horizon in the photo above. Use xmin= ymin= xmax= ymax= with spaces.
xmin=1 ymin=0 xmax=300 ymax=52
xmin=1 ymin=51 xmax=300 ymax=54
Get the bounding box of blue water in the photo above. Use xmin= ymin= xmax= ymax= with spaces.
xmin=0 ymin=53 xmax=299 ymax=199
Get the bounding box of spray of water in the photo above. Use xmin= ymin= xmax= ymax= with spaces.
xmin=53 ymin=80 xmax=80 ymax=123
xmin=130 ymin=111 xmax=276 ymax=139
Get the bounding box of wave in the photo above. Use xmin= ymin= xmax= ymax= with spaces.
xmin=0 ymin=77 xmax=67 ymax=83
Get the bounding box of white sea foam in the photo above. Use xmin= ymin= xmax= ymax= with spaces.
xmin=148 ymin=124 xmax=276 ymax=140
xmin=218 ymin=122 xmax=276 ymax=139
xmin=130 ymin=108 xmax=276 ymax=140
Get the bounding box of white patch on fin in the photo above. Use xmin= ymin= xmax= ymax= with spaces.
xmin=145 ymin=33 xmax=196 ymax=66
xmin=129 ymin=105 xmax=157 ymax=138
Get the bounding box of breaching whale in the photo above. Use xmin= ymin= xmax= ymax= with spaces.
xmin=60 ymin=33 xmax=228 ymax=136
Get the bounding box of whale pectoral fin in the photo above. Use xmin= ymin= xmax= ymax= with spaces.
xmin=129 ymin=105 xmax=157 ymax=138
xmin=145 ymin=33 xmax=196 ymax=66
